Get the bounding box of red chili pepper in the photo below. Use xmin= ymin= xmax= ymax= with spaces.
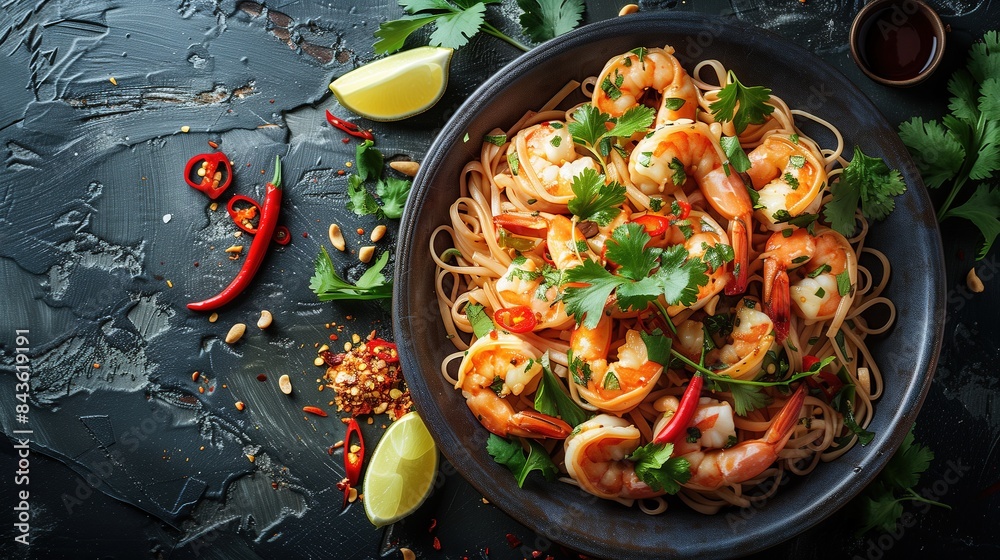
xmin=185 ymin=152 xmax=233 ymax=199
xmin=188 ymin=156 xmax=282 ymax=312
xmin=365 ymin=339 xmax=399 ymax=363
xmin=272 ymin=225 xmax=291 ymax=246
xmin=801 ymin=355 xmax=821 ymax=371
xmin=493 ymin=306 xmax=537 ymax=334
xmin=652 ymin=373 xmax=703 ymax=444
xmin=325 ymin=109 xmax=374 ymax=141
xmin=227 ymin=194 xmax=261 ymax=234
xmin=342 ymin=418 xmax=364 ymax=506
xmin=493 ymin=213 xmax=548 ymax=238
xmin=670 ymin=199 xmax=692 ymax=221
xmin=802 ymin=355 xmax=843 ymax=400
xmin=631 ymin=214 xmax=671 ymax=236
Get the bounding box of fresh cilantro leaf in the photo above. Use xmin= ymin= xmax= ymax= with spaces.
xmin=701 ymin=242 xmax=734 ymax=271
xmin=563 ymin=260 xmax=622 ymax=328
xmin=836 ymin=270 xmax=852 ymax=296
xmin=519 ymin=439 xmax=559 ymax=486
xmin=534 ymin=353 xmax=588 ymax=427
xmin=639 ymin=331 xmax=672 ymax=366
xmin=486 ymin=434 xmax=526 ymax=474
xmin=375 ymin=0 xmax=532 ymax=55
xmin=606 ymin=105 xmax=656 ymax=138
xmin=858 ymin=485 xmax=905 ymax=534
xmin=669 ymin=157 xmax=687 ymax=185
xmin=484 ymin=133 xmax=507 ymax=146
xmin=942 ymin=183 xmax=1000 ymax=258
xmin=880 ymin=426 xmax=934 ymax=492
xmin=347 ymin=175 xmax=381 ymax=217
xmin=615 ymin=276 xmax=664 ymax=313
xmin=373 ymin=15 xmax=440 ymax=54
xmin=788 ymin=155 xmax=806 ymax=169
xmin=567 ymin=349 xmax=593 ymax=386
xmin=310 ymin=247 xmax=393 ymax=301
xmin=628 ymin=442 xmax=691 ymax=494
xmin=709 ymin=71 xmax=775 ymax=134
xmin=466 ymin=302 xmax=494 ymax=337
xmin=375 ymin=176 xmax=413 ymax=219
xmin=490 ymin=375 xmax=505 ymax=395
xmin=568 ymin=105 xmax=612 ymax=148
xmin=824 ymin=146 xmax=906 ymax=237
xmin=722 ymin=380 xmax=771 ymax=415
xmin=720 ymin=135 xmax=752 ymax=174
xmin=898 ymin=115 xmax=964 ymax=185
xmin=704 ymin=313 xmax=733 ymax=339
xmin=516 ymin=0 xmax=584 ymax=42
xmin=429 ymin=1 xmax=486 ymax=50
xmin=567 ymin=168 xmax=626 ymax=226
xmin=663 ymin=97 xmax=687 ymax=111
xmin=355 ymin=139 xmax=384 ymax=182
xmin=654 ymin=245 xmax=708 ymax=307
xmin=784 ymin=172 xmax=800 ymax=189
xmin=604 ymin=223 xmax=659 ymax=280
xmin=569 ymin=104 xmax=653 ymax=172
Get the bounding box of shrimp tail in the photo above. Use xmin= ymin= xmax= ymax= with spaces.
xmin=724 ymin=213 xmax=751 ymax=295
xmin=763 ymin=384 xmax=806 ymax=447
xmin=764 ymin=266 xmax=791 ymax=343
xmin=509 ymin=410 xmax=573 ymax=439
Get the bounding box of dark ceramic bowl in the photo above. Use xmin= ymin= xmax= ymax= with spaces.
xmin=394 ymin=12 xmax=944 ymax=559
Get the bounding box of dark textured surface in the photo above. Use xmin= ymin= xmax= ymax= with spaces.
xmin=0 ymin=1 xmax=997 ymax=559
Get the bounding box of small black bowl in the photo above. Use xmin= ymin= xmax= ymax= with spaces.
xmin=394 ymin=11 xmax=944 ymax=559
xmin=850 ymin=0 xmax=946 ymax=87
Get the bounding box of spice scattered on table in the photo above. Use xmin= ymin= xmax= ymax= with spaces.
xmin=322 ymin=332 xmax=411 ymax=419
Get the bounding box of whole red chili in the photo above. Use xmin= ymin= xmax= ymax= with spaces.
xmin=188 ymin=156 xmax=282 ymax=312
xmin=365 ymin=339 xmax=399 ymax=363
xmin=652 ymin=373 xmax=703 ymax=444
xmin=343 ymin=418 xmax=364 ymax=505
xmin=325 ymin=109 xmax=374 ymax=141
xmin=185 ymin=152 xmax=233 ymax=199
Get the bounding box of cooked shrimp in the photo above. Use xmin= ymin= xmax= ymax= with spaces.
xmin=629 ymin=121 xmax=752 ymax=294
xmin=762 ymin=227 xmax=856 ymax=342
xmin=592 ymin=46 xmax=699 ymax=126
xmin=506 ymin=121 xmax=599 ymax=207
xmin=492 ymin=212 xmax=597 ymax=272
xmin=570 ymin=316 xmax=662 ymax=414
xmin=746 ymin=134 xmax=827 ymax=230
xmin=456 ymin=333 xmax=573 ymax=438
xmin=661 ymin=211 xmax=730 ymax=313
xmin=673 ymin=299 xmax=775 ymax=381
xmin=563 ymin=414 xmax=662 ymax=500
xmin=495 ymin=254 xmax=573 ymax=331
xmin=655 ymin=386 xmax=807 ymax=490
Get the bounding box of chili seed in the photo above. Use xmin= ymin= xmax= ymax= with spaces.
xmin=348 ymin=487 xmax=358 ymax=502
xmin=192 ymin=371 xmax=200 ymax=382
xmin=109 ymin=76 xmax=118 ymax=86
xmin=226 ymin=245 xmax=244 ymax=254
xmin=257 ymin=310 xmax=273 ymax=329
xmin=318 ymin=344 xmax=330 ymax=353
xmin=225 ymin=322 xmax=247 ymax=344
xmin=373 ymin=402 xmax=387 ymax=414
xmin=313 ymin=357 xmax=325 ymax=367
xmin=209 ymin=202 xmax=218 ymax=212
xmin=197 ymin=167 xmax=207 ymax=177
xmin=389 ymin=388 xmax=403 ymax=399
xmin=302 ymin=406 xmax=327 ymax=417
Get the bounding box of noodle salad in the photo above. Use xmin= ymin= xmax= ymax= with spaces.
xmin=430 ymin=45 xmax=902 ymax=514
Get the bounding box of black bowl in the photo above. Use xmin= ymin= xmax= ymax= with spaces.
xmin=394 ymin=12 xmax=944 ymax=559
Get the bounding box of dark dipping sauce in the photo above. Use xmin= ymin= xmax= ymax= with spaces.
xmin=858 ymin=2 xmax=939 ymax=81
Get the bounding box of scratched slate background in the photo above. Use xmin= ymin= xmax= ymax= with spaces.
xmin=0 ymin=0 xmax=997 ymax=559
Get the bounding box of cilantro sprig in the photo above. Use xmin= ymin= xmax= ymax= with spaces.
xmin=310 ymin=247 xmax=393 ymax=301
xmin=823 ymin=146 xmax=906 ymax=238
xmin=374 ymin=0 xmax=584 ymax=54
xmin=567 ymin=168 xmax=626 ymax=226
xmin=562 ymin=223 xmax=709 ymax=329
xmin=346 ymin=141 xmax=413 ymax=219
xmin=486 ymin=434 xmax=558 ymax=487
xmin=852 ymin=425 xmax=949 ymax=535
xmin=568 ymin=104 xmax=655 ymax=174
xmin=898 ymin=30 xmax=1000 ymax=258
xmin=709 ymin=71 xmax=775 ymax=135
xmin=628 ymin=441 xmax=691 ymax=494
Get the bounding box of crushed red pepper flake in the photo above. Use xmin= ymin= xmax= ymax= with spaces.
xmin=322 ymin=332 xmax=413 ymax=420
xmin=428 ymin=518 xmax=437 ymax=533
xmin=506 ymin=534 xmax=522 ymax=548
xmin=432 ymin=536 xmax=441 ymax=551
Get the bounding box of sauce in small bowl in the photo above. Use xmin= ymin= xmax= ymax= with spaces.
xmin=850 ymin=0 xmax=946 ymax=87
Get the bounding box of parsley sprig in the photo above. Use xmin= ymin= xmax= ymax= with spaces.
xmin=374 ymin=0 xmax=584 ymax=54
xmin=486 ymin=434 xmax=559 ymax=487
xmin=628 ymin=441 xmax=691 ymax=494
xmin=567 ymin=168 xmax=627 ymax=226
xmin=898 ymin=30 xmax=1000 ymax=258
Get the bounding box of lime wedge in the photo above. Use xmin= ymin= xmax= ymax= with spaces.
xmin=330 ymin=46 xmax=453 ymax=122
xmin=363 ymin=411 xmax=439 ymax=527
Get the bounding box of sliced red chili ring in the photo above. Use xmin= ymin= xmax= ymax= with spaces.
xmin=365 ymin=339 xmax=399 ymax=363
xmin=185 ymin=152 xmax=233 ymax=199
xmin=227 ymin=194 xmax=261 ymax=234
xmin=802 ymin=354 xmax=843 ymax=400
xmin=493 ymin=306 xmax=537 ymax=333
xmin=632 ymin=214 xmax=671 ymax=236
xmin=272 ymin=225 xmax=291 ymax=245
xmin=670 ymin=199 xmax=692 ymax=221
xmin=493 ymin=213 xmax=548 ymax=238
xmin=344 ymin=418 xmax=364 ymax=486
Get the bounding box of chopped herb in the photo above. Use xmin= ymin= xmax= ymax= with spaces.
xmin=486 ymin=435 xmax=559 ymax=488
xmin=649 ymin=197 xmax=664 ymax=212
xmin=685 ymin=427 xmax=701 ymax=444
xmin=550 ymin=135 xmax=562 ymax=147
xmin=508 ymin=151 xmax=520 ymax=176
xmin=637 ymin=151 xmax=653 ymax=168
xmin=669 ymin=157 xmax=687 ymax=185
xmin=815 ymin=287 xmax=826 ymax=298
xmin=789 ymin=133 xmax=799 ymax=144
xmin=837 ymin=270 xmax=852 ymax=296
xmin=709 ymin=70 xmax=775 ymax=134
xmin=602 ymin=371 xmax=620 ymax=390
xmin=808 ymin=263 xmax=831 ymax=278
xmin=663 ymin=97 xmax=687 ymax=111
xmin=534 ymin=353 xmax=588 ymax=427
xmin=784 ymin=172 xmax=800 ymax=189
xmin=484 ymin=133 xmax=507 ymax=146
xmin=720 ymin=136 xmax=752 ymax=174
xmin=490 ymin=375 xmax=505 ymax=396
xmin=628 ymin=442 xmax=691 ymax=493
xmin=567 ymin=167 xmax=626 ymax=226
xmin=466 ymin=302 xmax=495 ymax=338
xmin=788 ymin=155 xmax=806 ymax=169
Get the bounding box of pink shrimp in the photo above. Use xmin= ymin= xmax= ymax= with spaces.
xmin=592 ymin=46 xmax=699 ymax=125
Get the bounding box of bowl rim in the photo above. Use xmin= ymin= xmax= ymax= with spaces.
xmin=394 ymin=11 xmax=945 ymax=558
